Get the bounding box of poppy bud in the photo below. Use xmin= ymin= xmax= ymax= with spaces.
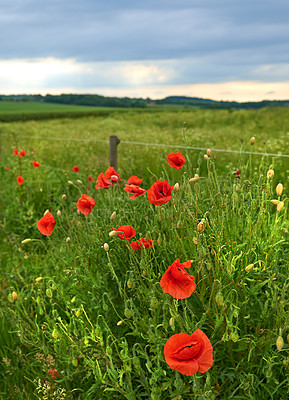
xmin=127 ymin=279 xmax=133 ymax=288
xmin=77 ymin=180 xmax=82 ymax=185
xmin=173 ymin=183 xmax=179 ymax=191
xmin=197 ymin=220 xmax=206 ymax=232
xmin=109 ymin=230 xmax=117 ymax=237
xmin=75 ymin=309 xmax=81 ymax=317
xmin=250 ymin=136 xmax=255 ymax=145
xmin=230 ymin=331 xmax=239 ymax=342
xmin=267 ymin=169 xmax=274 ymax=179
xmin=12 ymin=291 xmax=18 ymax=301
xmin=204 ymin=154 xmax=209 ymax=160
xmin=124 ymin=308 xmax=132 ymax=318
xmin=245 ymin=264 xmax=254 ymax=272
xmin=104 ymin=243 xmax=109 ymax=251
xmin=117 ymin=320 xmax=123 ymax=326
xmin=57 ymin=210 xmax=61 ymax=217
xmin=46 ymin=288 xmax=53 ymax=298
xmin=62 ymin=194 xmax=66 ymax=200
xmin=21 ymin=238 xmax=32 ymax=244
xmin=276 ymin=336 xmax=284 ymax=351
xmin=277 ymin=201 xmax=284 ymax=212
xmin=66 ymin=237 xmax=70 ymax=243
xmin=52 ymin=329 xmax=59 ymax=340
xmin=189 ymin=174 xmax=199 ymax=183
xmin=207 ymin=148 xmax=211 ymax=156
xmin=276 ymin=183 xmax=283 ymax=197
xmin=110 ymin=211 xmax=116 ymax=221
xmin=271 ymin=199 xmax=279 ymax=205
xmin=193 ymin=237 xmax=198 ymax=244
xmin=169 ymin=317 xmax=174 ymax=327
xmin=215 ymin=292 xmax=224 ymax=306
xmin=72 ymin=358 xmax=78 ymax=367
xmin=35 ymin=277 xmax=43 ymax=282
xmin=68 ymin=180 xmax=74 ymax=185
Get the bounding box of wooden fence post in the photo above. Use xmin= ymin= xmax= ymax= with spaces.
xmin=109 ymin=135 xmax=121 ymax=171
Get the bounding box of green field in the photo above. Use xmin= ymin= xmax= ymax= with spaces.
xmin=1 ymin=107 xmax=289 ymax=399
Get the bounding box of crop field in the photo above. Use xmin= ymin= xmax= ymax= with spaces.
xmin=1 ymin=107 xmax=289 ymax=399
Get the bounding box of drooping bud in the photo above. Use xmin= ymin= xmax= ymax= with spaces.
xmin=77 ymin=180 xmax=82 ymax=185
xmin=271 ymin=199 xmax=279 ymax=205
xmin=177 ymin=220 xmax=182 ymax=229
xmin=21 ymin=238 xmax=32 ymax=244
xmin=276 ymin=183 xmax=283 ymax=197
xmin=57 ymin=210 xmax=61 ymax=217
xmin=66 ymin=237 xmax=71 ymax=243
xmin=52 ymin=329 xmax=59 ymax=340
xmin=197 ymin=220 xmax=206 ymax=232
xmin=173 ymin=183 xmax=179 ymax=191
xmin=215 ymin=292 xmax=224 ymax=306
xmin=189 ymin=174 xmax=199 ymax=183
xmin=68 ymin=180 xmax=74 ymax=185
xmin=104 ymin=243 xmax=109 ymax=251
xmin=276 ymin=335 xmax=284 ymax=351
xmin=109 ymin=230 xmax=117 ymax=237
xmin=35 ymin=277 xmax=43 ymax=282
xmin=46 ymin=288 xmax=53 ymax=298
xmin=62 ymin=194 xmax=67 ymax=200
xmin=245 ymin=264 xmax=254 ymax=272
xmin=110 ymin=211 xmax=116 ymax=222
xmin=277 ymin=201 xmax=284 ymax=212
xmin=267 ymin=169 xmax=274 ymax=179
xmin=127 ymin=280 xmax=133 ymax=289
xmin=250 ymin=136 xmax=255 ymax=145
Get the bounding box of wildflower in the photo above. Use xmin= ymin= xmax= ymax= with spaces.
xmin=167 ymin=151 xmax=186 ymax=170
xmin=160 ymin=259 xmax=196 ymax=299
xmin=130 ymin=237 xmax=154 ymax=251
xmin=95 ymin=172 xmax=112 ymax=189
xmin=250 ymin=137 xmax=255 ymax=145
xmin=110 ymin=175 xmax=119 ymax=182
xmin=267 ymin=169 xmax=274 ymax=179
xmin=32 ymin=161 xmax=40 ymax=168
xmin=123 ymin=184 xmax=146 ymax=199
xmin=147 ymin=180 xmax=173 ymax=206
xmin=37 ymin=212 xmax=56 ymax=236
xmin=112 ymin=225 xmax=136 ymax=241
xmin=76 ymin=194 xmax=95 ymax=215
xmin=104 ymin=166 xmax=121 ymax=181
xmin=13 ymin=149 xmax=18 ymax=155
xmin=17 ymin=176 xmax=24 ymax=185
xmin=164 ymin=329 xmax=213 ymax=375
xmin=276 ymin=183 xmax=283 ymax=197
xmin=88 ymin=175 xmax=94 ymax=182
xmin=48 ymin=368 xmax=59 ymax=380
xmin=19 ymin=150 xmax=26 ymax=157
xmin=72 ymin=166 xmax=79 ymax=173
xmin=127 ymin=175 xmax=143 ymax=185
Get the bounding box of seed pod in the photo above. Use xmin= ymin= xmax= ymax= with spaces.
xmin=276 ymin=183 xmax=283 ymax=197
xmin=230 ymin=331 xmax=239 ymax=343
xmin=110 ymin=211 xmax=116 ymax=222
xmin=250 ymin=136 xmax=255 ymax=145
xmin=276 ymin=336 xmax=284 ymax=351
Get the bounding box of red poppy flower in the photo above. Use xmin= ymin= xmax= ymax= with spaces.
xmin=72 ymin=166 xmax=79 ymax=173
xmin=32 ymin=160 xmax=40 ymax=168
xmin=112 ymin=225 xmax=136 ymax=241
xmin=88 ymin=175 xmax=94 ymax=182
xmin=164 ymin=329 xmax=213 ymax=376
xmin=95 ymin=172 xmax=112 ymax=189
xmin=13 ymin=149 xmax=18 ymax=155
xmin=160 ymin=259 xmax=196 ymax=299
xmin=17 ymin=176 xmax=24 ymax=185
xmin=19 ymin=150 xmax=26 ymax=157
xmin=37 ymin=212 xmax=56 ymax=236
xmin=104 ymin=166 xmax=121 ymax=181
xmin=4 ymin=166 xmax=9 ymax=170
xmin=48 ymin=368 xmax=60 ymax=380
xmin=167 ymin=151 xmax=186 ymax=170
xmin=147 ymin=180 xmax=173 ymax=205
xmin=76 ymin=194 xmax=96 ymax=215
xmin=130 ymin=237 xmax=154 ymax=250
xmin=127 ymin=175 xmax=143 ymax=185
xmin=123 ymin=184 xmax=146 ymax=200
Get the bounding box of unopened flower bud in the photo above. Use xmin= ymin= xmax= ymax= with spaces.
xmin=276 ymin=336 xmax=284 ymax=351
xmin=22 ymin=238 xmax=32 ymax=244
xmin=250 ymin=136 xmax=255 ymax=145
xmin=52 ymin=329 xmax=59 ymax=340
xmin=169 ymin=317 xmax=175 ymax=327
xmin=46 ymin=288 xmax=53 ymax=298
xmin=62 ymin=194 xmax=66 ymax=200
xmin=66 ymin=237 xmax=70 ymax=243
xmin=127 ymin=280 xmax=133 ymax=289
xmin=197 ymin=220 xmax=206 ymax=232
xmin=75 ymin=309 xmax=81 ymax=318
xmin=204 ymin=154 xmax=209 ymax=160
xmin=57 ymin=210 xmax=61 ymax=217
xmin=110 ymin=211 xmax=116 ymax=222
xmin=77 ymin=179 xmax=82 ymax=185
xmin=271 ymin=199 xmax=279 ymax=205
xmin=104 ymin=243 xmax=109 ymax=251
xmin=68 ymin=180 xmax=74 ymax=185
xmin=124 ymin=308 xmax=132 ymax=318
xmin=35 ymin=277 xmax=43 ymax=282
xmin=189 ymin=174 xmax=199 ymax=183
xmin=276 ymin=183 xmax=283 ymax=197
xmin=173 ymin=183 xmax=179 ymax=191
xmin=207 ymin=148 xmax=211 ymax=156
xmin=245 ymin=264 xmax=254 ymax=272
xmin=117 ymin=320 xmax=123 ymax=326
xmin=109 ymin=230 xmax=117 ymax=237
xmin=277 ymin=201 xmax=284 ymax=212
xmin=12 ymin=291 xmax=18 ymax=301
xmin=215 ymin=292 xmax=224 ymax=306
xmin=267 ymin=169 xmax=274 ymax=179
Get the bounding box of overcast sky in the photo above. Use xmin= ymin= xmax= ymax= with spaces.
xmin=1 ymin=0 xmax=289 ymax=100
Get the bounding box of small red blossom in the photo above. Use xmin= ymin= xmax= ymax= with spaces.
xmin=104 ymin=166 xmax=121 ymax=181
xmin=76 ymin=194 xmax=96 ymax=215
xmin=130 ymin=237 xmax=154 ymax=251
xmin=72 ymin=166 xmax=79 ymax=173
xmin=19 ymin=150 xmax=26 ymax=157
xmin=48 ymin=368 xmax=60 ymax=380
xmin=164 ymin=329 xmax=213 ymax=375
xmin=127 ymin=175 xmax=143 ymax=185
xmin=123 ymin=184 xmax=146 ymax=200
xmin=17 ymin=176 xmax=24 ymax=185
xmin=88 ymin=175 xmax=94 ymax=182
xmin=37 ymin=212 xmax=56 ymax=236
xmin=32 ymin=160 xmax=40 ymax=168
xmin=167 ymin=151 xmax=186 ymax=170
xmin=4 ymin=166 xmax=9 ymax=170
xmin=13 ymin=149 xmax=18 ymax=155
xmin=95 ymin=172 xmax=112 ymax=189
xmin=236 ymin=168 xmax=241 ymax=179
xmin=147 ymin=180 xmax=173 ymax=205
xmin=160 ymin=259 xmax=196 ymax=299
xmin=112 ymin=225 xmax=136 ymax=241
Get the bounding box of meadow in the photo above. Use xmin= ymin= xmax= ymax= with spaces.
xmin=1 ymin=106 xmax=289 ymax=399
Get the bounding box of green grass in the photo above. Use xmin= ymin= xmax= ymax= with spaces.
xmin=1 ymin=108 xmax=289 ymax=399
